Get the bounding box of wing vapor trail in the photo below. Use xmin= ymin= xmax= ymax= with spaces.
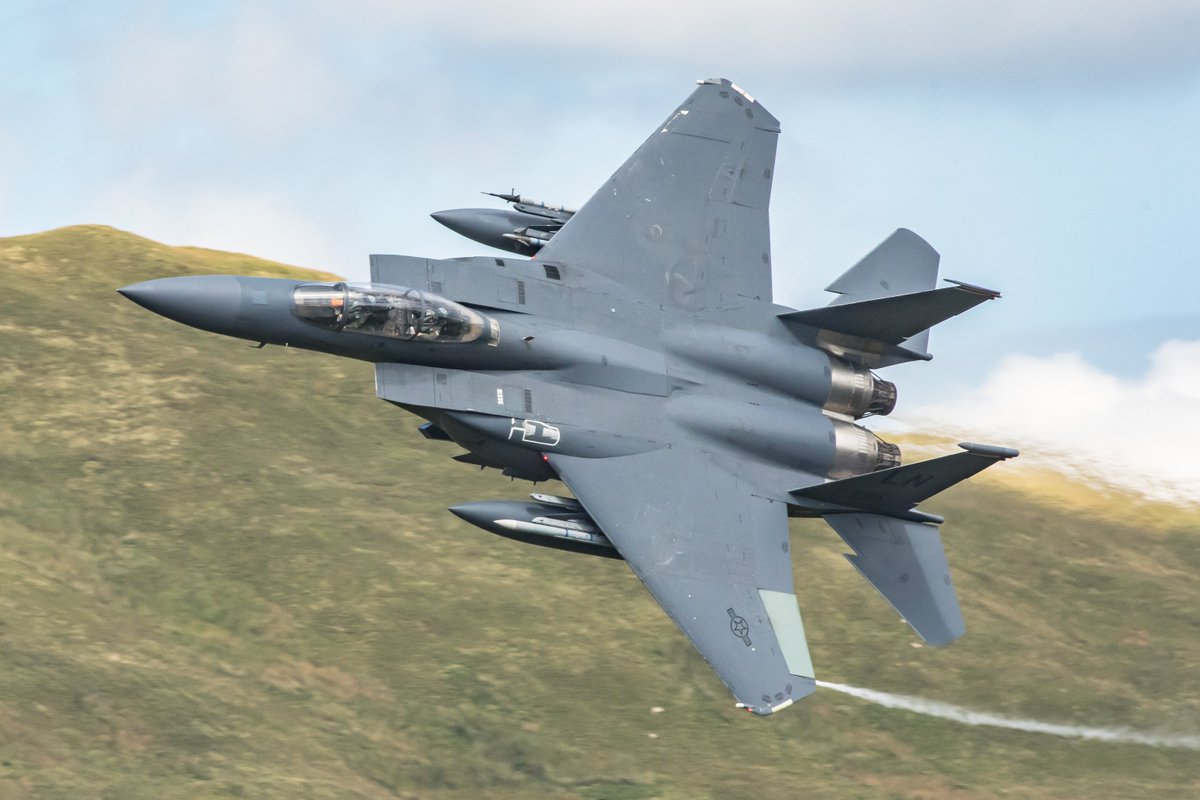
xmin=815 ymin=680 xmax=1200 ymax=750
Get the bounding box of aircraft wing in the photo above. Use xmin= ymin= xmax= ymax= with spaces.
xmin=535 ymin=79 xmax=780 ymax=310
xmin=546 ymin=448 xmax=816 ymax=715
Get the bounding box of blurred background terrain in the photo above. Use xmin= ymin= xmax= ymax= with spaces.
xmin=0 ymin=226 xmax=1196 ymax=798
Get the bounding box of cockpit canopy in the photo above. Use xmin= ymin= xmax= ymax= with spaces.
xmin=292 ymin=282 xmax=497 ymax=344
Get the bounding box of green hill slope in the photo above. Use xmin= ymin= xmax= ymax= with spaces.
xmin=1 ymin=226 xmax=1197 ymax=799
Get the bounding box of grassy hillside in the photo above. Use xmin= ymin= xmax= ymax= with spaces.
xmin=1 ymin=226 xmax=1197 ymax=799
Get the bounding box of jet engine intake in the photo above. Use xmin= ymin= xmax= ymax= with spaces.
xmin=829 ymin=420 xmax=902 ymax=478
xmin=826 ymin=360 xmax=898 ymax=418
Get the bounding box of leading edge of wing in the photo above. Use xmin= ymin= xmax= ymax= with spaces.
xmin=535 ymin=79 xmax=780 ymax=310
xmin=546 ymin=448 xmax=816 ymax=716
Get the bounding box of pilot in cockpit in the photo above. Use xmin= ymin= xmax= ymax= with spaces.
xmin=292 ymin=282 xmax=493 ymax=344
xmin=417 ymin=306 xmax=444 ymax=339
xmin=325 ymin=292 xmax=345 ymax=324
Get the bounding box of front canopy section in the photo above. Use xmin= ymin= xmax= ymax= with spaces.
xmin=292 ymin=282 xmax=497 ymax=344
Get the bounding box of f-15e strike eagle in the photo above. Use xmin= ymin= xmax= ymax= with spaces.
xmin=120 ymin=79 xmax=1016 ymax=716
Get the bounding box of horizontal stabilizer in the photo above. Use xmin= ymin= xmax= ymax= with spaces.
xmin=825 ymin=513 xmax=965 ymax=645
xmin=779 ymin=282 xmax=1000 ymax=347
xmin=790 ymin=442 xmax=1018 ymax=519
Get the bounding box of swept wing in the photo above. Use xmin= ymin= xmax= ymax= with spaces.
xmin=547 ymin=448 xmax=816 ymax=715
xmin=536 ymin=79 xmax=779 ymax=309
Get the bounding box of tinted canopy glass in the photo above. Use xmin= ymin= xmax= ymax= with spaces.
xmin=293 ymin=282 xmax=495 ymax=344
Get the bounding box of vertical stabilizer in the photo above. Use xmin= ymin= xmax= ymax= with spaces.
xmin=822 ymin=228 xmax=941 ymax=355
xmin=826 ymin=228 xmax=940 ymax=304
xmin=824 ymin=514 xmax=965 ymax=645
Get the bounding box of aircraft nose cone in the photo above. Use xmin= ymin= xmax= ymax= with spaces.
xmin=430 ymin=209 xmax=472 ymax=236
xmin=447 ymin=502 xmax=489 ymax=527
xmin=118 ymin=275 xmax=243 ymax=333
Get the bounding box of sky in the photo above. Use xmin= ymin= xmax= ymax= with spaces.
xmin=2 ymin=0 xmax=1198 ymax=501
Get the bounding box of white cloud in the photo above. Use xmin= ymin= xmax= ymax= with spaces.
xmin=89 ymin=5 xmax=346 ymax=140
xmin=906 ymin=341 xmax=1200 ymax=504
xmin=346 ymin=0 xmax=1200 ymax=86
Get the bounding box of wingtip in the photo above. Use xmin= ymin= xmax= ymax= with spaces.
xmin=733 ymin=676 xmax=816 ymax=716
xmin=695 ymin=77 xmax=756 ymax=103
xmin=943 ymin=278 xmax=1002 ymax=299
xmin=735 ymin=696 xmax=797 ymax=716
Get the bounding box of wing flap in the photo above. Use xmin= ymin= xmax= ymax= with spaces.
xmin=759 ymin=589 xmax=816 ymax=680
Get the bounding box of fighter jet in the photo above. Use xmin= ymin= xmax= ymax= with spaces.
xmin=119 ymin=79 xmax=1016 ymax=716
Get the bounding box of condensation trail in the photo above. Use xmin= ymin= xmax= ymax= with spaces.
xmin=815 ymin=680 xmax=1200 ymax=750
